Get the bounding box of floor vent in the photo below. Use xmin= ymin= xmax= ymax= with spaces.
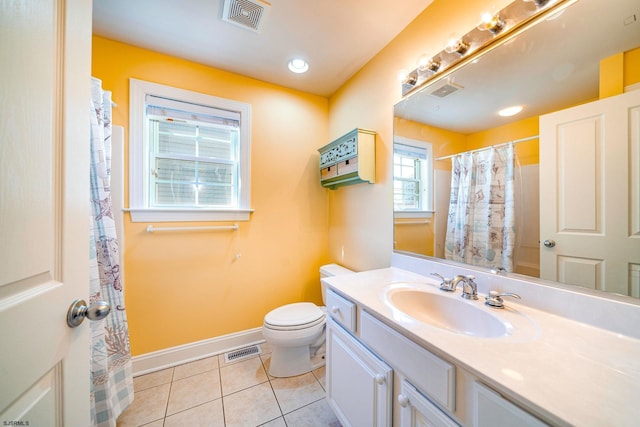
xmin=221 ymin=0 xmax=270 ymax=33
xmin=224 ymin=344 xmax=262 ymax=363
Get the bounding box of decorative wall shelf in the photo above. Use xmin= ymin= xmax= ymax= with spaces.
xmin=318 ymin=128 xmax=376 ymax=190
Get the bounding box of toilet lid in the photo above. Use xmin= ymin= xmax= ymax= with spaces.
xmin=264 ymin=302 xmax=325 ymax=328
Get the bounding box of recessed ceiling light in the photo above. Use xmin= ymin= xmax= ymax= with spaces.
xmin=288 ymin=58 xmax=309 ymax=74
xmin=498 ymin=105 xmax=523 ymax=117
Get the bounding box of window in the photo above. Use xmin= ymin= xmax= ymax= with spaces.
xmin=393 ymin=137 xmax=433 ymax=217
xmin=129 ymin=79 xmax=252 ymax=222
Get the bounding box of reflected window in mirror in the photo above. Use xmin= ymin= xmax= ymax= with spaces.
xmin=393 ymin=137 xmax=433 ymax=218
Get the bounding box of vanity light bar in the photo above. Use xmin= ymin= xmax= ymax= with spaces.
xmin=401 ymin=0 xmax=572 ymax=96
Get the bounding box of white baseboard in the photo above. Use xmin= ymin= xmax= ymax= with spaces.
xmin=131 ymin=327 xmax=265 ymax=376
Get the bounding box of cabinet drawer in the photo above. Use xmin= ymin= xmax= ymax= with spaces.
xmin=326 ymin=289 xmax=357 ymax=333
xmin=321 ymin=165 xmax=338 ymax=180
xmin=360 ymin=311 xmax=455 ymax=412
xmin=337 ymin=156 xmax=358 ymax=175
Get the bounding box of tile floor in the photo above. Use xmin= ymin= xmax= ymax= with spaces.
xmin=117 ymin=343 xmax=342 ymax=427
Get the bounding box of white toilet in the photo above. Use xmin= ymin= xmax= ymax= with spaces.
xmin=262 ymin=263 xmax=353 ymax=377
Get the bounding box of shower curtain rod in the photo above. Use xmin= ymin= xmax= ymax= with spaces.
xmin=434 ymin=135 xmax=539 ymax=161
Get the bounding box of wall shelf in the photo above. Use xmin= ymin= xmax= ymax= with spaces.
xmin=318 ymin=128 xmax=376 ymax=190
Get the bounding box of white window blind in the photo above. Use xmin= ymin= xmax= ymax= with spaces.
xmin=146 ymin=95 xmax=240 ymax=209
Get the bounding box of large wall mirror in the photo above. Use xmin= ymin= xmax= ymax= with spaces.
xmin=393 ymin=0 xmax=640 ymax=297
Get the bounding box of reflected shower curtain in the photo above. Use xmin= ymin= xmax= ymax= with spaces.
xmin=444 ymin=145 xmax=515 ymax=271
xmin=90 ymin=77 xmax=134 ymax=426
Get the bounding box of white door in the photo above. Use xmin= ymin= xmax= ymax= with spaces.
xmin=539 ymin=89 xmax=640 ymax=295
xmin=0 ymin=0 xmax=92 ymax=425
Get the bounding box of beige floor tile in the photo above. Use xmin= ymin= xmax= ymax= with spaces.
xmin=283 ymin=398 xmax=342 ymax=427
xmin=223 ymin=382 xmax=281 ymax=427
xmin=166 ymin=370 xmax=222 ymax=416
xmin=116 ymin=383 xmax=170 ymax=426
xmin=220 ymin=356 xmax=268 ymax=395
xmin=312 ymin=365 xmax=326 ymax=390
xmin=173 ymin=355 xmax=219 ymax=380
xmin=133 ymin=368 xmax=174 ymax=392
xmin=164 ymin=398 xmax=225 ymax=427
xmin=138 ymin=420 xmax=164 ymax=427
xmin=258 ymin=416 xmax=287 ymax=427
xmin=271 ymin=372 xmax=326 ymax=414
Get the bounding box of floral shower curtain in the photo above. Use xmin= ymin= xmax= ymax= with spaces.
xmin=89 ymin=77 xmax=134 ymax=426
xmin=444 ymin=145 xmax=515 ymax=271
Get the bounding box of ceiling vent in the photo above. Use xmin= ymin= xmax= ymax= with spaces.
xmin=222 ymin=0 xmax=270 ymax=33
xmin=429 ymin=80 xmax=464 ymax=98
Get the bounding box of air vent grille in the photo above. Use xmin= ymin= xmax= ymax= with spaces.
xmin=429 ymin=81 xmax=463 ymax=98
xmin=222 ymin=0 xmax=270 ymax=33
xmin=224 ymin=344 xmax=262 ymax=363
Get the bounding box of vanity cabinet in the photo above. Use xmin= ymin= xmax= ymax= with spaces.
xmin=325 ymin=287 xmax=550 ymax=427
xmin=398 ymin=380 xmax=458 ymax=427
xmin=326 ymin=317 xmax=393 ymax=426
xmin=473 ymin=382 xmax=548 ymax=427
xmin=318 ymin=128 xmax=375 ymax=189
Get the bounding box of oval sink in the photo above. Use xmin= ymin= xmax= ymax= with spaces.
xmin=384 ymin=286 xmax=509 ymax=338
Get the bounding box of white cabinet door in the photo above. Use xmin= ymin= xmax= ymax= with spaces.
xmin=0 ymin=0 xmax=91 ymax=425
xmin=326 ymin=318 xmax=393 ymax=427
xmin=539 ymin=89 xmax=640 ymax=295
xmin=398 ymin=380 xmax=458 ymax=427
xmin=473 ymin=382 xmax=548 ymax=427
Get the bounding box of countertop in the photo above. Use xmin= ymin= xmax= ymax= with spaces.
xmin=324 ymin=267 xmax=640 ymax=427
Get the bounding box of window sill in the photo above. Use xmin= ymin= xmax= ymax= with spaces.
xmin=126 ymin=208 xmax=254 ymax=223
xmin=394 ymin=210 xmax=434 ymax=219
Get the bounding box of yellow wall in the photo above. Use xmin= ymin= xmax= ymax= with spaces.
xmin=92 ymin=36 xmax=330 ymax=355
xmin=327 ymin=0 xmax=512 ymax=270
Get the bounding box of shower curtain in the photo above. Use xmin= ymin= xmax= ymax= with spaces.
xmin=89 ymin=77 xmax=134 ymax=426
xmin=444 ymin=145 xmax=515 ymax=271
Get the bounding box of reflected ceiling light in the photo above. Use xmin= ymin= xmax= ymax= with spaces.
xmin=288 ymin=58 xmax=309 ymax=73
xmin=444 ymin=38 xmax=470 ymax=56
xmin=478 ymin=13 xmax=506 ymax=34
xmin=498 ymin=105 xmax=523 ymax=117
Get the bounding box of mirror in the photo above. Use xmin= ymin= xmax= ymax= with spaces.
xmin=393 ymin=0 xmax=640 ymax=296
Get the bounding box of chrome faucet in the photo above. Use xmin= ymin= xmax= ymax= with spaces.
xmin=452 ymin=275 xmax=478 ymax=300
xmin=431 ymin=272 xmax=455 ymax=292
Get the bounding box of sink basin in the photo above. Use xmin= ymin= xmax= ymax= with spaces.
xmin=384 ymin=286 xmax=510 ymax=338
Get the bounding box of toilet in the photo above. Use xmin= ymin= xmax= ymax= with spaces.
xmin=262 ymin=263 xmax=353 ymax=377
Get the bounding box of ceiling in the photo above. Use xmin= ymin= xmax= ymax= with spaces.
xmin=92 ymin=0 xmax=432 ymax=97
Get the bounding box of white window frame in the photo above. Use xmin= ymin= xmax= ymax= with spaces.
xmin=393 ymin=136 xmax=433 ymax=219
xmin=129 ymin=78 xmax=253 ymax=222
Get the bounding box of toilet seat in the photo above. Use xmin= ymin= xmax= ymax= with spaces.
xmin=264 ymin=302 xmax=325 ymax=331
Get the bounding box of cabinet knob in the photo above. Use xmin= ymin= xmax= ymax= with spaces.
xmin=398 ymin=394 xmax=409 ymax=408
xmin=374 ymin=374 xmax=385 ymax=385
xmin=331 ymin=306 xmax=340 ymax=314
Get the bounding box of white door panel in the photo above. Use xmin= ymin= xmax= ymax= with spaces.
xmin=540 ymin=89 xmax=640 ymax=295
xmin=0 ymin=0 xmax=92 ymax=425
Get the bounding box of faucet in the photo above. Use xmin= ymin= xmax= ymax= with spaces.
xmin=452 ymin=275 xmax=478 ymax=300
xmin=485 ymin=290 xmax=521 ymax=308
xmin=430 ymin=272 xmax=455 ymax=292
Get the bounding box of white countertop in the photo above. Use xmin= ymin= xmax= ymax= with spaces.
xmin=324 ymin=267 xmax=640 ymax=427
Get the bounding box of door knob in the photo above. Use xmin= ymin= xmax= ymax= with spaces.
xmin=67 ymin=299 xmax=111 ymax=328
xmin=543 ymin=239 xmax=556 ymax=248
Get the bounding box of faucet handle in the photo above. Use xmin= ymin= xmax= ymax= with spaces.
xmin=485 ymin=290 xmax=521 ymax=308
xmin=431 ymin=272 xmax=455 ymax=292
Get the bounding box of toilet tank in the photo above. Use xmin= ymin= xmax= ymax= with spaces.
xmin=319 ymin=263 xmax=354 ymax=304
